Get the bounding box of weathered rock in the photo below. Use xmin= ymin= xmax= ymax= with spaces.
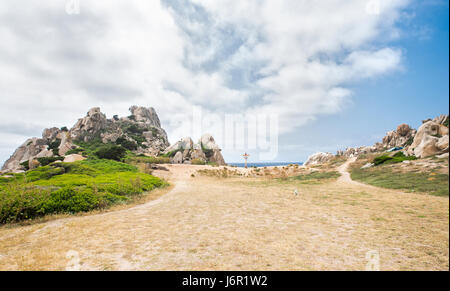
xmin=172 ymin=151 xmax=183 ymax=164
xmin=1 ymin=138 xmax=49 ymax=172
xmin=361 ymin=163 xmax=374 ymax=169
xmin=410 ymin=120 xmax=449 ymax=158
xmin=381 ymin=123 xmax=416 ymax=149
xmin=129 ymin=106 xmax=162 ymax=127
xmin=200 ymin=134 xmax=220 ymax=150
xmin=305 ymin=152 xmax=334 ymax=166
xmin=63 ymin=154 xmax=86 ymax=163
xmin=70 ymin=107 xmax=108 ymax=142
xmin=190 ymin=149 xmax=207 ymax=162
xmin=29 ymin=159 xmax=41 ymax=170
xmin=58 ymin=131 xmax=76 ymax=156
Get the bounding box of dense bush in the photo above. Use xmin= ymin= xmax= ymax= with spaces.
xmin=191 ymin=159 xmax=206 ymax=165
xmin=373 ymin=152 xmax=416 ymax=166
xmin=94 ymin=145 xmax=127 ymax=161
xmin=65 ymin=148 xmax=84 ymax=155
xmin=116 ymin=137 xmax=138 ymax=151
xmin=0 ymin=159 xmax=166 ymax=223
xmin=37 ymin=156 xmax=64 ymax=166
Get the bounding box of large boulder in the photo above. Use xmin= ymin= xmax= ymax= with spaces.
xmin=1 ymin=138 xmax=49 ymax=172
xmin=172 ymin=151 xmax=183 ymax=164
xmin=70 ymin=107 xmax=108 ymax=142
xmin=305 ymin=152 xmax=334 ymax=166
xmin=381 ymin=123 xmax=416 ymax=149
xmin=410 ymin=120 xmax=449 ymax=158
xmin=63 ymin=154 xmax=86 ymax=163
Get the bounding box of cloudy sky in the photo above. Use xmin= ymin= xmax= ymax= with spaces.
xmin=0 ymin=0 xmax=448 ymax=164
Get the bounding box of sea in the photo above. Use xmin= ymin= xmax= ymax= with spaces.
xmin=228 ymin=162 xmax=303 ymax=168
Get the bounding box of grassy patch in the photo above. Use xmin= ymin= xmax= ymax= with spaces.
xmin=373 ymin=152 xmax=416 ymax=166
xmin=293 ymin=171 xmax=341 ymax=182
xmin=0 ymin=159 xmax=166 ymax=223
xmin=351 ymin=167 xmax=449 ymax=196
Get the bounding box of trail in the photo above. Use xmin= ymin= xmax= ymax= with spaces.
xmin=0 ymin=164 xmax=448 ymax=271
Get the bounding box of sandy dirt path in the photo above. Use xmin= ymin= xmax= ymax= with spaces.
xmin=0 ymin=164 xmax=448 ymax=270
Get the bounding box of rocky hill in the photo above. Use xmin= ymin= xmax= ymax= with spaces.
xmin=305 ymin=114 xmax=449 ymax=165
xmin=1 ymin=106 xmax=225 ymax=172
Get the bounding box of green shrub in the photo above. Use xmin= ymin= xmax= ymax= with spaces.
xmin=94 ymin=145 xmax=127 ymax=161
xmin=66 ymin=148 xmax=84 ymax=155
xmin=48 ymin=139 xmax=62 ymax=156
xmin=373 ymin=153 xmax=416 ymax=166
xmin=116 ymin=137 xmax=138 ymax=150
xmin=25 ymin=166 xmax=65 ymax=182
xmin=20 ymin=160 xmax=30 ymax=171
xmin=191 ymin=159 xmax=206 ymax=165
xmin=0 ymin=159 xmax=166 ymax=223
xmin=37 ymin=156 xmax=64 ymax=166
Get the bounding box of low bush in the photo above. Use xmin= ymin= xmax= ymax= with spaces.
xmin=191 ymin=159 xmax=206 ymax=165
xmin=0 ymin=159 xmax=166 ymax=223
xmin=94 ymin=145 xmax=127 ymax=161
xmin=373 ymin=152 xmax=416 ymax=166
xmin=37 ymin=156 xmax=64 ymax=166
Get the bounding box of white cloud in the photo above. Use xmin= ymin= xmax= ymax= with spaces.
xmin=0 ymin=0 xmax=410 ymax=164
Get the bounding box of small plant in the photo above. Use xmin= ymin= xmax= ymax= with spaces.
xmin=37 ymin=156 xmax=64 ymax=166
xmin=94 ymin=145 xmax=127 ymax=161
xmin=60 ymin=126 xmax=69 ymax=132
xmin=191 ymin=159 xmax=206 ymax=165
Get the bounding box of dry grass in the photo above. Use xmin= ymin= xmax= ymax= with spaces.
xmin=0 ymin=164 xmax=448 ymax=270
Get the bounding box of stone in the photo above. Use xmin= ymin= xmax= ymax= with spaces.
xmin=172 ymin=151 xmax=183 ymax=164
xmin=304 ymin=152 xmax=334 ymax=166
xmin=63 ymin=154 xmax=86 ymax=163
xmin=361 ymin=163 xmax=374 ymax=169
xmin=129 ymin=106 xmax=162 ymax=127
xmin=410 ymin=120 xmax=449 ymax=158
xmin=70 ymin=107 xmax=108 ymax=142
xmin=437 ymin=153 xmax=449 ymax=159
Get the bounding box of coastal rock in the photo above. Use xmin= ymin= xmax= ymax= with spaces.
xmin=129 ymin=106 xmax=162 ymax=127
xmin=172 ymin=151 xmax=183 ymax=164
xmin=63 ymin=154 xmax=86 ymax=163
xmin=1 ymin=138 xmax=49 ymax=172
xmin=305 ymin=152 xmax=334 ymax=166
xmin=381 ymin=123 xmax=416 ymax=149
xmin=410 ymin=120 xmax=449 ymax=158
xmin=70 ymin=107 xmax=108 ymax=142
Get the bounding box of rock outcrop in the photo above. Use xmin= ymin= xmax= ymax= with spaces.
xmin=2 ymin=106 xmax=171 ymax=172
xmin=408 ymin=118 xmax=449 ymax=158
xmin=163 ymin=134 xmax=226 ymax=165
xmin=307 ymin=114 xmax=448 ymax=167
xmin=381 ymin=123 xmax=416 ymax=149
xmin=304 ymin=152 xmax=334 ymax=166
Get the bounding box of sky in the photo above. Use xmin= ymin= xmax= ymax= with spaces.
xmin=0 ymin=0 xmax=448 ymax=165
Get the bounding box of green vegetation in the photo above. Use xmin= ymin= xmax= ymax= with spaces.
xmin=47 ymin=139 xmax=62 ymax=156
xmin=36 ymin=156 xmax=64 ymax=166
xmin=373 ymin=152 xmax=416 ymax=166
xmin=65 ymin=148 xmax=84 ymax=155
xmin=191 ymin=159 xmax=206 ymax=165
xmin=0 ymin=159 xmax=166 ymax=223
xmin=125 ymin=154 xmax=170 ymax=165
xmin=94 ymin=145 xmax=127 ymax=161
xmin=351 ymin=167 xmax=449 ymax=197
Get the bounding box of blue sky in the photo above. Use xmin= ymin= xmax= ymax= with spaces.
xmin=0 ymin=0 xmax=448 ymax=165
